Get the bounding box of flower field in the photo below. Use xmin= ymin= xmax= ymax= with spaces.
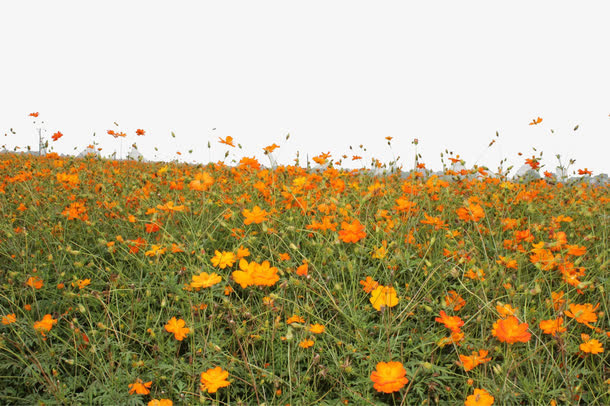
xmin=0 ymin=143 xmax=608 ymax=405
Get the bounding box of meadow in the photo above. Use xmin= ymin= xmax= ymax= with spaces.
xmin=0 ymin=138 xmax=608 ymax=405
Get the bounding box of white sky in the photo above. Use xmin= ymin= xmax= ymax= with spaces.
xmin=2 ymin=1 xmax=609 ymax=175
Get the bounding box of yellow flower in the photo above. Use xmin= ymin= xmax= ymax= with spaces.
xmin=232 ymin=259 xmax=256 ymax=288
xmin=370 ymin=285 xmax=399 ymax=311
xmin=580 ymin=334 xmax=604 ymax=354
xmin=211 ymin=250 xmax=236 ymax=269
xmin=190 ymin=272 xmax=222 ymax=290
xmin=371 ymin=240 xmax=388 ymax=259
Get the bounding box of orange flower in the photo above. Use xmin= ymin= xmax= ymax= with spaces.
xmin=263 ymin=143 xmax=280 ymax=153
xmin=148 ymin=400 xmax=172 ymax=406
xmin=359 ymin=276 xmax=379 ymax=293
xmin=1 ymin=313 xmax=16 ymax=325
xmin=438 ymin=330 xmax=465 ymax=347
xmin=539 ymin=318 xmax=566 ymax=337
xmin=338 ymin=219 xmax=366 ymax=243
xmin=491 ymin=316 xmax=531 ymax=344
xmin=26 ymin=276 xmax=43 ymax=289
xmin=34 ymin=314 xmax=57 ymax=337
xmin=238 ymin=156 xmax=261 ymax=170
xmin=525 ymin=157 xmax=540 ymax=170
xmin=29 ymin=112 xmax=39 ymax=117
xmin=164 ymin=317 xmax=190 ymax=341
xmin=200 ymin=366 xmax=230 ymax=393
xmin=242 ymin=206 xmax=270 ymax=225
xmin=211 ymin=250 xmax=237 ymax=269
xmin=128 ymin=378 xmax=152 ymax=395
xmin=529 ymin=117 xmax=543 ymax=125
xmin=251 ymin=260 xmax=280 ymax=287
xmin=136 ymin=129 xmax=146 ymax=136
xmin=579 ymin=334 xmax=604 ymax=354
xmin=61 ymin=201 xmax=89 ymax=221
xmin=309 ymin=324 xmax=325 ymax=334
xmin=435 ymin=310 xmax=464 ymax=333
xmin=299 ymin=339 xmax=314 ymax=348
xmin=189 ymin=172 xmax=214 ymax=191
xmin=312 ymin=152 xmax=331 ymax=165
xmin=457 ymin=203 xmax=485 ymax=222
xmin=465 ymin=388 xmax=494 ymax=406
xmin=464 ymin=268 xmax=485 ymax=281
xmin=51 ymin=131 xmax=63 ymax=141
xmin=190 ymin=272 xmax=222 ymax=290
xmin=420 ymin=213 xmax=448 ymax=230
xmin=296 ymin=261 xmax=308 ymax=276
xmin=145 ymin=223 xmax=160 ymax=233
xmin=286 ymin=315 xmax=305 ymax=325
xmin=551 ymin=291 xmax=566 ymax=311
xmin=218 ymin=136 xmax=235 ymax=147
xmin=496 ymin=256 xmax=518 ymax=269
xmin=564 ymin=303 xmax=599 ymax=325
xmin=394 ymin=197 xmax=417 ymax=213
xmin=156 ymin=201 xmax=187 ymax=212
xmin=444 ymin=291 xmax=466 ymax=311
xmin=75 ymin=279 xmax=91 ymax=289
xmin=252 ymin=261 xmax=280 ymax=286
xmin=565 ymin=244 xmax=586 ymax=256
xmin=459 ymin=350 xmax=491 ymax=372
xmin=236 ymin=246 xmax=250 ymax=259
xmin=170 ymin=243 xmax=184 ymax=253
xmin=370 ymin=361 xmax=409 ymax=393
xmin=370 ymin=285 xmax=399 ymax=311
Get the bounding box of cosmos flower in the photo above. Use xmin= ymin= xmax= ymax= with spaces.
xmin=200 ymin=367 xmax=230 ymax=393
xmin=370 ymin=361 xmax=409 ymax=393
